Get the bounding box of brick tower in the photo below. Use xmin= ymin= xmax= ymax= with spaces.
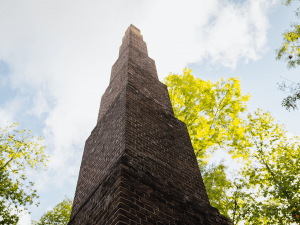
xmin=68 ymin=24 xmax=232 ymax=225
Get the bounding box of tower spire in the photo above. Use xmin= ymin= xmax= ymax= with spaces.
xmin=68 ymin=25 xmax=232 ymax=225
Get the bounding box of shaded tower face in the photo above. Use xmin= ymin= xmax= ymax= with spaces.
xmin=68 ymin=24 xmax=232 ymax=225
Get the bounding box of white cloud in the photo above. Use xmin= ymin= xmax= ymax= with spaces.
xmin=0 ymin=96 xmax=24 ymax=127
xmin=144 ymin=0 xmax=279 ymax=74
xmin=0 ymin=0 xmax=280 ymax=220
xmin=26 ymin=88 xmax=51 ymax=118
xmin=17 ymin=209 xmax=31 ymax=225
xmin=0 ymin=109 xmax=14 ymax=127
xmin=286 ymin=131 xmax=300 ymax=140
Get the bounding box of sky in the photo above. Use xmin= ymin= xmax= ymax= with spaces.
xmin=0 ymin=0 xmax=299 ymax=223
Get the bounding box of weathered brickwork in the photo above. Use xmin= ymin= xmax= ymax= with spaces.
xmin=68 ymin=24 xmax=232 ymax=225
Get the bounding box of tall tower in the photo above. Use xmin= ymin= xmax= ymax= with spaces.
xmin=68 ymin=24 xmax=232 ymax=225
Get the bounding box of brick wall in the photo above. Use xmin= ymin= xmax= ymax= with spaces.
xmin=68 ymin=24 xmax=232 ymax=225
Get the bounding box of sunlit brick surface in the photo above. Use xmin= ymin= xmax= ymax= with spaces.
xmin=68 ymin=24 xmax=232 ymax=225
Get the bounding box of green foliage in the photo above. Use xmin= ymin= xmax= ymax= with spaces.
xmin=276 ymin=0 xmax=300 ymax=110
xmin=278 ymin=80 xmax=300 ymax=111
xmin=281 ymin=0 xmax=297 ymax=6
xmin=199 ymin=160 xmax=233 ymax=218
xmin=0 ymin=122 xmax=49 ymax=223
xmin=32 ymin=197 xmax=73 ymax=225
xmin=164 ymin=69 xmax=300 ymax=224
xmin=163 ymin=68 xmax=251 ymax=220
xmin=163 ymin=67 xmax=251 ymax=161
xmin=237 ymin=109 xmax=300 ymax=224
xmin=211 ymin=109 xmax=300 ymax=225
xmin=276 ymin=23 xmax=300 ymax=69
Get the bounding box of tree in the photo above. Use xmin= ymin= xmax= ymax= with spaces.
xmin=163 ymin=68 xmax=251 ymax=219
xmin=199 ymin=160 xmax=233 ymax=218
xmin=0 ymin=122 xmax=49 ymax=223
xmin=276 ymin=0 xmax=300 ymax=110
xmin=234 ymin=109 xmax=300 ymax=224
xmin=278 ymin=80 xmax=300 ymax=111
xmin=210 ymin=109 xmax=300 ymax=225
xmin=164 ymin=69 xmax=300 ymax=224
xmin=163 ymin=67 xmax=251 ymax=161
xmin=32 ymin=197 xmax=72 ymax=225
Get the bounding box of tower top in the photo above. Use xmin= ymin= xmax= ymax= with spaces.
xmin=125 ymin=24 xmax=141 ymax=35
xmin=119 ymin=24 xmax=147 ymax=58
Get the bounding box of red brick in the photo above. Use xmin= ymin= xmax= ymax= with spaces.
xmin=68 ymin=24 xmax=232 ymax=225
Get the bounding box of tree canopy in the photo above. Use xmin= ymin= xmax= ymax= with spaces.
xmin=0 ymin=122 xmax=49 ymax=223
xmin=163 ymin=68 xmax=300 ymax=224
xmin=32 ymin=197 xmax=72 ymax=225
xmin=163 ymin=68 xmax=251 ymax=161
xmin=276 ymin=0 xmax=300 ymax=110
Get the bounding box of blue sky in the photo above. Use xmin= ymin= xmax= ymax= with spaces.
xmin=0 ymin=0 xmax=299 ymax=223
